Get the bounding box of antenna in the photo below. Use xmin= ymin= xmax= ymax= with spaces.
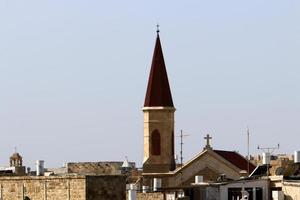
xmin=178 ymin=130 xmax=190 ymax=166
xmin=247 ymin=127 xmax=250 ymax=176
xmin=257 ymin=143 xmax=279 ymax=200
xmin=177 ymin=130 xmax=189 ymax=186
xmin=257 ymin=143 xmax=280 ymax=154
xmin=257 ymin=143 xmax=280 ymax=176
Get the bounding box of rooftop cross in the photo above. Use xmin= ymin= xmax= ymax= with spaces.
xmin=156 ymin=24 xmax=160 ymax=34
xmin=204 ymin=134 xmax=212 ymax=149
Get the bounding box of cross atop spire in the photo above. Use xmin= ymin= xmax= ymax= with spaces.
xmin=156 ymin=24 xmax=160 ymax=34
xmin=204 ymin=134 xmax=212 ymax=150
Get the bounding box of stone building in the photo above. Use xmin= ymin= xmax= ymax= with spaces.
xmin=142 ymin=29 xmax=176 ymax=174
xmin=0 ymin=154 xmax=128 ymax=199
xmin=0 ymin=174 xmax=126 ymax=200
xmin=47 ymin=161 xmax=135 ymax=175
xmin=10 ymin=152 xmax=23 ymax=167
xmin=0 ymin=152 xmax=26 ymax=176
xmin=141 ymin=30 xmax=256 ymax=188
xmin=142 ymin=146 xmax=256 ymax=188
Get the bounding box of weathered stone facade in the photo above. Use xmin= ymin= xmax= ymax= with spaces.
xmin=66 ymin=162 xmax=134 ymax=175
xmin=86 ymin=176 xmax=126 ymax=200
xmin=47 ymin=161 xmax=135 ymax=176
xmin=143 ymin=107 xmax=176 ymax=173
xmin=143 ymin=149 xmax=246 ymax=188
xmin=0 ymin=175 xmax=125 ymax=200
xmin=136 ymin=192 xmax=164 ymax=200
xmin=282 ymin=181 xmax=300 ymax=200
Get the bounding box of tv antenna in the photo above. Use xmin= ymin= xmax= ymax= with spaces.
xmin=257 ymin=143 xmax=279 ymax=200
xmin=178 ymin=130 xmax=190 ymax=166
xmin=177 ymin=130 xmax=189 ymax=186
xmin=257 ymin=143 xmax=280 ymax=176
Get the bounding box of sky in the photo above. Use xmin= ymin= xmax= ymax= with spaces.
xmin=0 ymin=0 xmax=300 ymax=169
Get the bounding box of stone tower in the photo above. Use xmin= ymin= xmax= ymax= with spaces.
xmin=10 ymin=152 xmax=23 ymax=167
xmin=143 ymin=31 xmax=176 ymax=173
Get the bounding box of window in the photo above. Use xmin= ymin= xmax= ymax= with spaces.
xmin=151 ymin=130 xmax=161 ymax=155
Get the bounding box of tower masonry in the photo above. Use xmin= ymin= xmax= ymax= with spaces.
xmin=143 ymin=31 xmax=176 ymax=173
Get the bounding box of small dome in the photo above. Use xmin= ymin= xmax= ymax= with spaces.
xmin=10 ymin=153 xmax=22 ymax=159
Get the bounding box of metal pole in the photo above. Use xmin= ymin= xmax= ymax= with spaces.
xmin=180 ymin=130 xmax=183 ymax=186
xmin=247 ymin=128 xmax=250 ymax=176
xmin=177 ymin=130 xmax=189 ymax=186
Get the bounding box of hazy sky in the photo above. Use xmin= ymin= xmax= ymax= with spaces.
xmin=0 ymin=0 xmax=299 ymax=168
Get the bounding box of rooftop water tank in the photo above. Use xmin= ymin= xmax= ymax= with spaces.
xmin=128 ymin=184 xmax=136 ymax=200
xmin=294 ymin=151 xmax=300 ymax=163
xmin=262 ymin=152 xmax=270 ymax=165
xmin=36 ymin=160 xmax=44 ymax=176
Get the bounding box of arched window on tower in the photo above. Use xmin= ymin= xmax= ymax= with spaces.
xmin=151 ymin=130 xmax=161 ymax=155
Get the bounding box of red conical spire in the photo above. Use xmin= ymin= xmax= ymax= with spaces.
xmin=144 ymin=32 xmax=174 ymax=107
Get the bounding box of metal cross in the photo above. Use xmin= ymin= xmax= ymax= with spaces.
xmin=156 ymin=24 xmax=160 ymax=34
xmin=204 ymin=134 xmax=212 ymax=148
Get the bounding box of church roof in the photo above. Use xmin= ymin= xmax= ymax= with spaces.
xmin=144 ymin=33 xmax=174 ymax=107
xmin=214 ymin=150 xmax=256 ymax=173
xmin=143 ymin=149 xmax=257 ymax=178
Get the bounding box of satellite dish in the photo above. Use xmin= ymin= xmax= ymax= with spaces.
xmin=275 ymin=167 xmax=285 ymax=175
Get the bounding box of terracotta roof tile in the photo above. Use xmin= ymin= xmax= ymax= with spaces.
xmin=214 ymin=150 xmax=256 ymax=173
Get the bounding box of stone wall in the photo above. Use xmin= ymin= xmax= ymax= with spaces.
xmin=0 ymin=175 xmax=86 ymax=200
xmin=0 ymin=175 xmax=126 ymax=200
xmin=86 ymin=175 xmax=126 ymax=200
xmin=136 ymin=192 xmax=164 ymax=200
xmin=67 ymin=162 xmax=135 ymax=175
xmin=283 ymin=181 xmax=300 ymax=200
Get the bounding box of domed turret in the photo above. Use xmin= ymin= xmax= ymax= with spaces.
xmin=10 ymin=152 xmax=23 ymax=167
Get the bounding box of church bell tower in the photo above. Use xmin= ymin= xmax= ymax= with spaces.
xmin=143 ymin=30 xmax=176 ymax=173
